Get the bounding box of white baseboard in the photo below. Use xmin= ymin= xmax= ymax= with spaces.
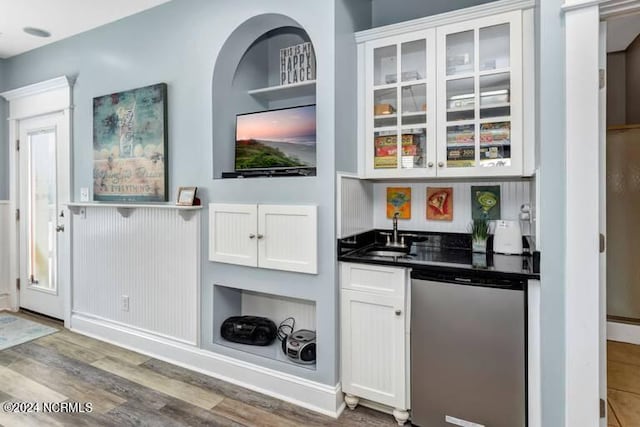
xmin=0 ymin=295 xmax=11 ymax=311
xmin=70 ymin=313 xmax=343 ymax=417
xmin=608 ymin=320 xmax=640 ymax=345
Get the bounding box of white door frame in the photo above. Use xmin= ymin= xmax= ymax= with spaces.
xmin=598 ymin=19 xmax=608 ymax=427
xmin=0 ymin=76 xmax=73 ymax=327
xmin=563 ymin=1 xmax=640 ymax=426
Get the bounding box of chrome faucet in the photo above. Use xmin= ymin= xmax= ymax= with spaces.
xmin=392 ymin=212 xmax=400 ymax=246
xmin=380 ymin=212 xmax=406 ymax=248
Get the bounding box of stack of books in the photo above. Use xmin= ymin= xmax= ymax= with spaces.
xmin=374 ymin=134 xmax=418 ymax=168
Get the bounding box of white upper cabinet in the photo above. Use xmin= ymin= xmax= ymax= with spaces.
xmin=364 ymin=31 xmax=437 ymax=178
xmin=209 ymin=203 xmax=318 ymax=274
xmin=257 ymin=204 xmax=317 ymax=274
xmin=436 ymin=11 xmax=522 ymax=177
xmin=209 ymin=203 xmax=258 ymax=267
xmin=356 ymin=5 xmax=533 ymax=179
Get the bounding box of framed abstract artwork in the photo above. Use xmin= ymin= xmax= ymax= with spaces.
xmin=471 ymin=185 xmax=501 ymax=220
xmin=386 ymin=187 xmax=411 ymax=219
xmin=93 ymin=83 xmax=168 ymax=202
xmin=427 ymin=187 xmax=453 ymax=221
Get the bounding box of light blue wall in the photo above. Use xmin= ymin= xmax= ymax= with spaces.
xmin=537 ymin=0 xmax=566 ymax=425
xmin=371 ymin=0 xmax=499 ymax=27
xmin=335 ymin=0 xmax=372 ymax=174
xmin=3 ymin=0 xmax=344 ymax=385
xmin=0 ymin=58 xmax=7 ymax=200
xmin=1 ymin=0 xmax=572 ymax=414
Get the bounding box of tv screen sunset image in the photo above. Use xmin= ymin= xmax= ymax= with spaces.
xmin=235 ymin=105 xmax=316 ymax=171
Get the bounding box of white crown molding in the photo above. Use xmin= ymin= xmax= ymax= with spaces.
xmin=561 ymin=0 xmax=640 ymax=16
xmin=600 ymin=0 xmax=640 ymax=18
xmin=562 ymin=0 xmax=603 ymax=13
xmin=0 ymin=76 xmax=72 ymax=101
xmin=355 ymin=0 xmax=535 ymax=43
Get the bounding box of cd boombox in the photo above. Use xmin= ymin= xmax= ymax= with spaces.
xmin=282 ymin=329 xmax=316 ymax=364
xmin=220 ymin=316 xmax=277 ymax=346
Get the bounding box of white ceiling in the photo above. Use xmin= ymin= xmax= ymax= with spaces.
xmin=0 ymin=0 xmax=172 ymax=59
xmin=607 ymin=12 xmax=640 ymax=52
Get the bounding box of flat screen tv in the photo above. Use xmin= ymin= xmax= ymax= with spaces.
xmin=235 ymin=104 xmax=316 ymax=176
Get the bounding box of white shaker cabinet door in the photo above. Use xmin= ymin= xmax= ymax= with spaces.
xmin=257 ymin=204 xmax=317 ymax=274
xmin=341 ymin=288 xmax=407 ymax=409
xmin=209 ymin=203 xmax=258 ymax=267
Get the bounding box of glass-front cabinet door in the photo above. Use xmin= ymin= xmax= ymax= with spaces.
xmin=436 ymin=11 xmax=522 ymax=177
xmin=365 ymin=31 xmax=437 ymax=177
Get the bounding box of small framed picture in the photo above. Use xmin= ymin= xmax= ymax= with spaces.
xmin=176 ymin=187 xmax=197 ymax=206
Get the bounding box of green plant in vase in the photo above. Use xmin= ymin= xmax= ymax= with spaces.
xmin=469 ymin=217 xmax=490 ymax=253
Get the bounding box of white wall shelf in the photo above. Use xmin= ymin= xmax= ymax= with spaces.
xmin=247 ymin=80 xmax=316 ymax=102
xmin=67 ymin=202 xmax=202 ymax=221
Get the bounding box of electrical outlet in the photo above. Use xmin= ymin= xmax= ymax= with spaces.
xmin=80 ymin=187 xmax=89 ymax=202
xmin=121 ymin=295 xmax=129 ymax=312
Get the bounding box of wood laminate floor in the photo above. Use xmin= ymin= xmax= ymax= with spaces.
xmin=608 ymin=340 xmax=640 ymax=426
xmin=0 ymin=311 xmax=399 ymax=427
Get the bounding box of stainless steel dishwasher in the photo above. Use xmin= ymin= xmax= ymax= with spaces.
xmin=411 ymin=270 xmax=526 ymax=427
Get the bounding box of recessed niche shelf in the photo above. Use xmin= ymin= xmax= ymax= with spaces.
xmin=214 ymin=337 xmax=316 ymax=371
xmin=212 ymin=18 xmax=317 ymax=179
xmin=247 ymin=80 xmax=316 ymax=102
xmin=213 ymin=284 xmax=317 ymax=372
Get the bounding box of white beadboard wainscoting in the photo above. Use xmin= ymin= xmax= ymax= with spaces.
xmin=337 ymin=174 xmax=374 ymax=238
xmin=242 ymin=290 xmax=316 ymax=331
xmin=71 ymin=206 xmax=200 ymax=345
xmin=373 ymin=180 xmax=532 ymax=233
xmin=0 ymin=201 xmax=10 ymax=309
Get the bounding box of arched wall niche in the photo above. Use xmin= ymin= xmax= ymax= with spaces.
xmin=212 ymin=14 xmax=317 ymax=178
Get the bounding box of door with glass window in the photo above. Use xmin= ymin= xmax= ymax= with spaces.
xmin=18 ymin=114 xmax=68 ymax=319
xmin=365 ymin=30 xmax=437 ymax=178
xmin=436 ymin=11 xmax=523 ymax=177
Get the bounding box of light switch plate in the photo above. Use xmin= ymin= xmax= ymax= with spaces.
xmin=80 ymin=187 xmax=89 ymax=202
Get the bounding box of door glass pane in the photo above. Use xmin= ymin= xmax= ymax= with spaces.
xmin=402 ymin=83 xmax=427 ymax=125
xmin=28 ymin=129 xmax=56 ymax=290
xmin=447 ymin=124 xmax=475 ymax=168
xmin=479 ymin=23 xmax=510 ymax=71
xmin=480 ymin=72 xmax=511 ymax=119
xmin=446 ymin=30 xmax=474 ymax=76
xmin=400 ymin=128 xmax=426 ymax=169
xmin=447 ymin=78 xmax=475 ymax=122
xmin=374 ymin=131 xmax=398 ymax=169
xmin=374 ymin=88 xmax=397 ymax=128
xmin=480 ymin=122 xmax=511 ymax=167
xmin=401 ymin=39 xmax=426 ymax=82
xmin=374 ymin=45 xmax=397 ymax=85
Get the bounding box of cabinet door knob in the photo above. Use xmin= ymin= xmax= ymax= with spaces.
xmin=249 ymin=234 xmax=256 ymax=239
xmin=438 ymin=161 xmax=444 ymax=167
xmin=395 ymin=309 xmax=402 ymax=316
xmin=427 ymin=162 xmax=434 ymax=168
xmin=257 ymin=234 xmax=264 ymax=239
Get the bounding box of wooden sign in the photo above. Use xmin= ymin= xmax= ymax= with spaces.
xmin=280 ymin=42 xmax=316 ymax=86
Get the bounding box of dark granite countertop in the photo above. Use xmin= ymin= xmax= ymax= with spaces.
xmin=338 ymin=230 xmax=540 ymax=280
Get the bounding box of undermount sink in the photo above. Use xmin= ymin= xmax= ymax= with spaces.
xmin=364 ymin=248 xmax=410 ymax=257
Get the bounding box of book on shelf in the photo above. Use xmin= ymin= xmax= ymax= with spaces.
xmin=374 ymin=156 xmax=398 ymax=168
xmin=374 ymin=134 xmax=416 ymax=147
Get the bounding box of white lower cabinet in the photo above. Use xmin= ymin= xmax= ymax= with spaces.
xmin=340 ymin=262 xmax=410 ymax=425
